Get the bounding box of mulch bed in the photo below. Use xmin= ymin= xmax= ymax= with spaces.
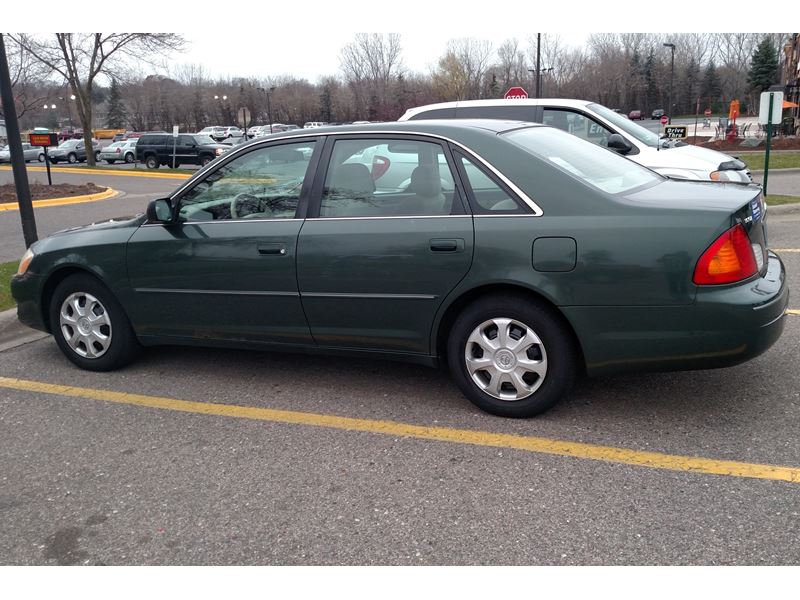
xmin=0 ymin=183 xmax=107 ymax=204
xmin=687 ymin=137 xmax=800 ymax=152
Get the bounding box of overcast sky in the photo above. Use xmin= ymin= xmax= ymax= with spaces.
xmin=7 ymin=0 xmax=773 ymax=83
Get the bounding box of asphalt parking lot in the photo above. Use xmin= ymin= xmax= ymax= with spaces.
xmin=0 ymin=194 xmax=798 ymax=565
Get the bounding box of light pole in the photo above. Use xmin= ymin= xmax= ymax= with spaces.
xmin=528 ymin=66 xmax=553 ymax=98
xmin=258 ymin=87 xmax=276 ymax=133
xmin=214 ymin=94 xmax=228 ymax=124
xmin=663 ymin=42 xmax=675 ymax=125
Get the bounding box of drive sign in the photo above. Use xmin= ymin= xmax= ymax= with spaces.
xmin=504 ymin=87 xmax=528 ymax=99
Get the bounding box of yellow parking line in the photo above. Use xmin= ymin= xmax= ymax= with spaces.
xmin=787 ymin=310 xmax=800 ymax=316
xmin=773 ymin=249 xmax=800 ymax=253
xmin=0 ymin=165 xmax=190 ymax=180
xmin=0 ymin=187 xmax=118 ymax=211
xmin=0 ymin=375 xmax=798 ymax=484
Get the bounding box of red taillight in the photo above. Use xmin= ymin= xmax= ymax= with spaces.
xmin=693 ymin=224 xmax=758 ymax=285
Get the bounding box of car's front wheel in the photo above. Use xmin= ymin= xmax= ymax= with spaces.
xmin=38 ymin=153 xmax=45 ymax=162
xmin=67 ymin=153 xmax=77 ymax=164
xmin=447 ymin=294 xmax=578 ymax=418
xmin=49 ymin=274 xmax=140 ymax=371
xmin=124 ymin=153 xmax=134 ymax=163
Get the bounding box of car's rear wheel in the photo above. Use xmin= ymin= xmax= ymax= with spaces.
xmin=145 ymin=155 xmax=159 ymax=169
xmin=67 ymin=153 xmax=77 ymax=164
xmin=94 ymin=151 xmax=101 ymax=162
xmin=49 ymin=274 xmax=140 ymax=371
xmin=447 ymin=294 xmax=578 ymax=418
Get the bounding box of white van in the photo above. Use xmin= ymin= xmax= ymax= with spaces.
xmin=399 ymin=99 xmax=752 ymax=184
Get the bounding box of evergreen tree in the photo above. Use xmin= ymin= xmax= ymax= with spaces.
xmin=644 ymin=48 xmax=658 ymax=112
xmin=700 ymin=61 xmax=722 ymax=109
xmin=679 ymin=57 xmax=700 ymax=114
xmin=105 ymin=78 xmax=126 ymax=129
xmin=748 ymin=37 xmax=779 ymax=92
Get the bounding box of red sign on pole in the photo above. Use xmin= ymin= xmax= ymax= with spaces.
xmin=504 ymin=87 xmax=528 ymax=100
xmin=29 ymin=133 xmax=58 ymax=147
xmin=660 ymin=115 xmax=669 ymax=125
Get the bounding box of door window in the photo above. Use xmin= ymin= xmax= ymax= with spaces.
xmin=320 ymin=138 xmax=457 ymax=217
xmin=176 ymin=141 xmax=316 ymax=222
xmin=543 ymin=108 xmax=613 ymax=148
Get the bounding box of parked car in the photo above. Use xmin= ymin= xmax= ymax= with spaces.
xmin=0 ymin=143 xmax=45 ymax=163
xmin=400 ymin=99 xmax=752 ymax=183
xmin=246 ymin=125 xmax=262 ymax=139
xmin=57 ymin=127 xmax=83 ymax=142
xmin=652 ymin=108 xmax=666 ymax=120
xmin=99 ymin=139 xmax=138 ymax=164
xmin=198 ymin=126 xmax=226 ymax=140
xmin=11 ymin=120 xmax=786 ymax=418
xmin=628 ymin=109 xmax=643 ymax=120
xmin=218 ymin=126 xmax=244 ymax=140
xmin=135 ymin=133 xmax=229 ymax=169
xmin=47 ymin=139 xmax=101 ymax=164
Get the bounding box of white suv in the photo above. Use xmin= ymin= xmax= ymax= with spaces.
xmin=400 ymin=99 xmax=752 ymax=183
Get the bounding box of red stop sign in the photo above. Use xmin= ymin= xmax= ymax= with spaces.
xmin=504 ymin=87 xmax=528 ymax=99
xmin=660 ymin=115 xmax=669 ymax=125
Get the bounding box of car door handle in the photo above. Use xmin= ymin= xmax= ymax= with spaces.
xmin=258 ymin=243 xmax=287 ymax=256
xmin=430 ymin=238 xmax=464 ymax=252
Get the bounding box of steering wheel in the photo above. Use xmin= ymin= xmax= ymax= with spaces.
xmin=230 ymin=193 xmax=261 ymax=219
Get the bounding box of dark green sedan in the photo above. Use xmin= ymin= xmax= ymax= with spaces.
xmin=11 ymin=120 xmax=788 ymax=417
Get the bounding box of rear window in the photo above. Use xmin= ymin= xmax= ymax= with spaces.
xmin=504 ymin=126 xmax=662 ymax=195
xmin=456 ymin=105 xmax=536 ymax=122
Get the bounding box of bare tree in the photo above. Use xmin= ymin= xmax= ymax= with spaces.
xmin=13 ymin=33 xmax=184 ymax=165
xmin=340 ymin=34 xmax=404 ymax=120
xmin=0 ymin=36 xmax=50 ymax=120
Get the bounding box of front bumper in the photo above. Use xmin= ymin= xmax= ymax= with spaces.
xmin=10 ymin=272 xmax=48 ymax=333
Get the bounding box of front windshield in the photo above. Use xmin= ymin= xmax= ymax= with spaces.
xmin=504 ymin=126 xmax=663 ymax=195
xmin=193 ymin=135 xmax=216 ymax=145
xmin=589 ymin=103 xmax=661 ymax=148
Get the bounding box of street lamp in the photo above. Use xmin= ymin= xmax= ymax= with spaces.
xmin=527 ymin=66 xmax=553 ymax=98
xmin=663 ymin=42 xmax=675 ymax=125
xmin=214 ymin=94 xmax=229 ymax=124
xmin=257 ymin=87 xmax=276 ymax=133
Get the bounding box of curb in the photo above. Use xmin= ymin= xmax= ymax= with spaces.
xmin=0 ymin=187 xmax=119 ymax=212
xmin=766 ymin=202 xmax=800 ymax=215
xmin=0 ymin=165 xmax=191 ymax=180
xmin=0 ymin=308 xmax=48 ymax=352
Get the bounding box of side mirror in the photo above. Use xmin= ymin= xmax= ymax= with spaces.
xmin=146 ymin=198 xmax=174 ymax=223
xmin=607 ymin=133 xmax=633 ymax=155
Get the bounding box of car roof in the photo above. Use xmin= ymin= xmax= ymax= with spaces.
xmin=260 ymin=119 xmax=542 ymax=138
xmin=401 ymin=98 xmax=594 ymax=120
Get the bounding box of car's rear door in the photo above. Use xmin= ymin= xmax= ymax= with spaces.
xmin=296 ymin=134 xmax=474 ymax=355
xmin=125 ymin=138 xmax=321 ymax=345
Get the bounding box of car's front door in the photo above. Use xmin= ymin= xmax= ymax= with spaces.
xmin=297 ymin=135 xmax=474 ymax=355
xmin=126 ymin=139 xmax=320 ymax=345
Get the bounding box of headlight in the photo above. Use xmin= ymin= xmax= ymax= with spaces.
xmin=17 ymin=248 xmax=34 ymax=275
xmin=710 ymin=169 xmax=749 ymax=183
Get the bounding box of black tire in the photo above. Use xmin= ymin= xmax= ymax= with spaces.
xmin=145 ymin=155 xmax=159 ymax=169
xmin=38 ymin=153 xmax=45 ymax=162
xmin=446 ymin=294 xmax=578 ymax=418
xmin=49 ymin=273 xmax=140 ymax=372
xmin=67 ymin=153 xmax=77 ymax=164
xmin=94 ymin=151 xmax=101 ymax=162
xmin=106 ymin=160 xmax=116 ymax=165
xmin=124 ymin=153 xmax=134 ymax=163
xmin=200 ymin=155 xmax=213 ymax=166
